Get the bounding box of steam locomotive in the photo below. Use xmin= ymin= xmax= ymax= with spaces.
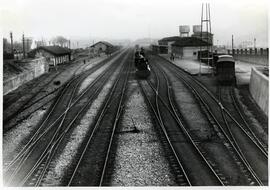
xmin=134 ymin=48 xmax=150 ymax=79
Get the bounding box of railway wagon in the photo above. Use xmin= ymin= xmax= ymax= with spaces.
xmin=215 ymin=55 xmax=236 ymax=84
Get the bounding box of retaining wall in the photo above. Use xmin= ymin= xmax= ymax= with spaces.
xmin=3 ymin=58 xmax=49 ymax=95
xmin=249 ymin=67 xmax=269 ymax=116
xmin=234 ymin=54 xmax=268 ymax=65
xmin=228 ymin=48 xmax=269 ymax=65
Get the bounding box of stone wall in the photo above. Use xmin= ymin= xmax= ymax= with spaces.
xmin=249 ymin=67 xmax=269 ymax=116
xmin=3 ymin=57 xmax=49 ymax=95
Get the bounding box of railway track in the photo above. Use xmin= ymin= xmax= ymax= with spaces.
xmin=155 ymin=54 xmax=268 ymax=185
xmin=218 ymin=86 xmax=268 ymax=155
xmin=3 ymin=53 xmax=122 ymax=150
xmin=3 ymin=71 xmax=62 ymax=123
xmin=139 ymin=60 xmax=225 ymax=185
xmin=217 ymin=86 xmax=268 ymax=185
xmin=229 ymin=87 xmax=268 ymax=152
xmin=3 ymin=55 xmax=114 ymax=132
xmin=3 ymin=49 xmax=129 ymax=186
xmin=65 ymin=50 xmax=132 ymax=186
xmin=2 ymin=57 xmax=90 ymax=120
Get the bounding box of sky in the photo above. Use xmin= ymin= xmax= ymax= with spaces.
xmin=0 ymin=0 xmax=269 ymax=47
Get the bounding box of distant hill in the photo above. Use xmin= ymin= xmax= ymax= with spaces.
xmin=106 ymin=39 xmax=132 ymax=46
xmin=68 ymin=37 xmax=159 ymax=49
xmin=132 ymin=38 xmax=158 ymax=46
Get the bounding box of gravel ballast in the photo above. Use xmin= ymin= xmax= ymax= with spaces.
xmin=41 ymin=58 xmax=123 ymax=186
xmin=3 ymin=109 xmax=47 ymax=164
xmin=78 ymin=53 xmax=124 ymax=94
xmin=109 ymin=79 xmax=176 ymax=186
xmin=159 ymin=61 xmax=249 ymax=185
xmin=3 ymin=56 xmax=107 ymax=132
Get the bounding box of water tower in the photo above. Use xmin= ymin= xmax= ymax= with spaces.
xmin=179 ymin=25 xmax=190 ymax=37
xmin=193 ymin=25 xmax=202 ymax=34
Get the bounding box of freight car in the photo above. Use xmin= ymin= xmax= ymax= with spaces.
xmin=215 ymin=55 xmax=236 ymax=84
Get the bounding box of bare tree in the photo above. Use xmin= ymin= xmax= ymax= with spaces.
xmin=52 ymin=36 xmax=68 ymax=47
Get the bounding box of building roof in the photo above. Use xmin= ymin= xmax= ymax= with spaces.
xmin=192 ymin=32 xmax=213 ymax=36
xmin=159 ymin=35 xmax=213 ymax=47
xmin=28 ymin=46 xmax=71 ymax=57
xmin=39 ymin=46 xmax=71 ymax=55
xmin=172 ymin=37 xmax=211 ymax=47
xmin=158 ymin=36 xmax=181 ymax=43
xmin=91 ymin=41 xmax=114 ymax=48
xmin=151 ymin=44 xmax=168 ymax=47
xmin=217 ymin=55 xmax=235 ymax=63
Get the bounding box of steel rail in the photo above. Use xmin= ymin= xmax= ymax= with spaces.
xmin=67 ymin=51 xmax=131 ymax=186
xmin=217 ymin=86 xmax=265 ymax=185
xmin=4 ymin=50 xmax=126 ymax=173
xmin=138 ymin=81 xmax=192 ymax=186
xmin=99 ymin=56 xmax=131 ymax=186
xmin=3 ymin=53 xmax=101 ymax=123
xmin=6 ymin=73 xmax=82 ymax=186
xmin=229 ymin=87 xmax=268 ymax=154
xmin=149 ymin=63 xmax=193 ymax=185
xmin=17 ymin=51 xmax=128 ymax=187
xmin=149 ymin=63 xmax=224 ymax=185
xmin=162 ymin=57 xmax=268 ymax=159
xmin=4 ymin=50 xmax=127 ymax=186
xmin=158 ymin=58 xmax=264 ymax=185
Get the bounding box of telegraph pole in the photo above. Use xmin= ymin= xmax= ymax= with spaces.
xmin=10 ymin=32 xmax=14 ymax=55
xmin=208 ymin=3 xmax=213 ymax=68
xmin=231 ymin=35 xmax=234 ymax=55
xmin=199 ymin=3 xmax=203 ymax=77
xmin=22 ymin=33 xmax=25 ymax=59
xmin=254 ymin=38 xmax=256 ymax=49
xmin=26 ymin=38 xmax=30 ymax=53
xmin=206 ymin=3 xmax=209 ymax=67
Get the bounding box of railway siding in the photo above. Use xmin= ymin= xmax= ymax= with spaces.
xmin=3 ymin=50 xmax=127 ymax=186
xmin=139 ymin=61 xmax=223 ymax=185
xmin=40 ymin=55 xmax=124 ymax=186
xmin=151 ymin=55 xmax=254 ymax=185
xmin=64 ymin=53 xmax=130 ymax=186
xmin=3 ymin=49 xmax=268 ymax=187
xmin=3 ymin=55 xmax=108 ymax=132
xmin=78 ymin=52 xmax=125 ymax=94
xmin=233 ymin=89 xmax=268 ymax=145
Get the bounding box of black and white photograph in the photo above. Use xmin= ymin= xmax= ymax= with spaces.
xmin=1 ymin=0 xmax=269 ymax=188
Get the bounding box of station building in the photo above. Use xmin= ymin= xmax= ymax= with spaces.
xmin=157 ymin=36 xmax=211 ymax=59
xmin=155 ymin=25 xmax=213 ymax=59
xmin=90 ymin=41 xmax=114 ymax=55
xmin=28 ymin=46 xmax=72 ymax=66
xmin=172 ymin=37 xmax=211 ymax=59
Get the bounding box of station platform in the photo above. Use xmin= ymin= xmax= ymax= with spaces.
xmin=159 ymin=54 xmax=212 ymax=75
xmin=159 ymin=54 xmax=267 ymax=85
